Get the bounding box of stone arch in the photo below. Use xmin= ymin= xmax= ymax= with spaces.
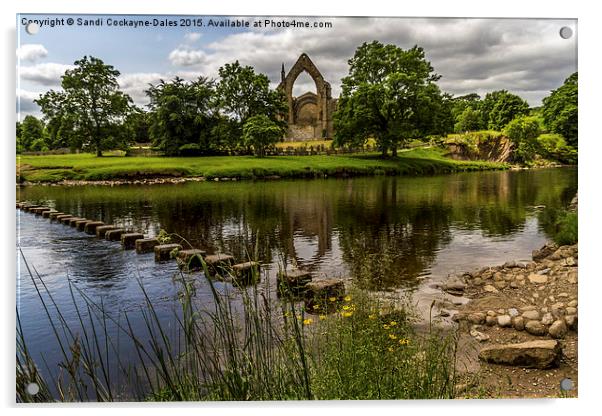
xmin=278 ymin=53 xmax=334 ymax=139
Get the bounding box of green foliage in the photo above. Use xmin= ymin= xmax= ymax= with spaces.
xmin=20 ymin=115 xmax=46 ymax=151
xmin=543 ymin=72 xmax=578 ymax=148
xmin=36 ymin=56 xmax=135 ymax=156
xmin=483 ymin=90 xmax=530 ymax=130
xmin=538 ymin=208 xmax=578 ymax=245
xmin=445 ymin=130 xmax=504 ymax=156
xmin=334 ymin=42 xmax=449 ymax=157
xmin=537 ymin=133 xmax=577 ymax=164
xmin=146 ymin=77 xmax=217 ymax=156
xmin=504 ymin=115 xmax=541 ymax=163
xmin=454 ymin=107 xmax=483 ymax=132
xmin=242 ymin=115 xmax=285 ymax=157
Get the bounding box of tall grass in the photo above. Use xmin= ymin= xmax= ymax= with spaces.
xmin=16 ymin=250 xmax=458 ymax=402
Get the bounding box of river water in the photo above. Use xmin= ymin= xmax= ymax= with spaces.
xmin=16 ymin=167 xmax=577 ymax=396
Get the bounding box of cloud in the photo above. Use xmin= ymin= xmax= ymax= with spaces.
xmin=16 ymin=89 xmax=41 ymax=115
xmin=184 ymin=32 xmax=202 ymax=43
xmin=19 ymin=63 xmax=74 ymax=86
xmin=16 ymin=44 xmax=48 ymax=62
xmin=165 ymin=17 xmax=576 ymax=105
xmin=168 ymin=47 xmax=207 ymax=66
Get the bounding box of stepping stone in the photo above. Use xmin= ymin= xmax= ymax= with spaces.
xmin=277 ymin=269 xmax=312 ymax=294
xmin=204 ymin=254 xmax=235 ymax=276
xmin=177 ymin=249 xmax=207 ymax=271
xmin=95 ymin=225 xmax=119 ymax=238
xmin=57 ymin=215 xmax=74 ymax=224
xmin=305 ymin=279 xmax=345 ymax=302
xmin=76 ymin=219 xmax=91 ymax=231
xmin=49 ymin=212 xmax=66 ymax=220
xmin=33 ymin=207 xmax=52 ymax=215
xmin=135 ymin=238 xmax=160 ymax=254
xmin=121 ymin=233 xmax=145 ymax=249
xmin=69 ymin=217 xmax=85 ymax=227
xmin=42 ymin=210 xmax=57 ymax=218
xmin=232 ymin=261 xmax=261 ymax=283
xmin=154 ymin=243 xmax=182 ymax=261
xmin=23 ymin=205 xmax=39 ymax=212
xmin=84 ymin=221 xmax=105 ymax=234
xmin=478 ymin=340 xmax=561 ymax=369
xmin=105 ymin=228 xmax=126 ymax=241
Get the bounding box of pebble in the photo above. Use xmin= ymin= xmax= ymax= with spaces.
xmin=486 ymin=310 xmax=497 ymax=317
xmin=494 ymin=281 xmax=508 ymax=290
xmin=566 ymin=307 xmax=577 ymax=315
xmin=528 ymin=273 xmax=548 ymax=284
xmin=470 ymin=328 xmax=490 ymax=342
xmin=525 ymin=320 xmax=547 ymax=336
xmin=497 ymin=315 xmax=512 ymax=327
xmin=548 ymin=320 xmax=568 ymax=339
xmin=468 ymin=312 xmax=486 ymax=324
xmin=522 ymin=310 xmax=541 ymax=321
xmin=541 ymin=313 xmax=554 ymax=325
xmin=513 ymin=316 xmax=525 ymax=331
xmin=485 ymin=316 xmax=497 ymax=326
xmin=508 ymin=308 xmax=519 ymax=317
xmin=564 ymin=314 xmax=578 ymax=330
xmin=567 ymin=300 xmax=578 ymax=308
xmin=483 ymin=285 xmax=498 ymax=293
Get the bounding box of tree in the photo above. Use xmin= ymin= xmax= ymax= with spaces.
xmin=20 ymin=115 xmax=46 ymax=151
xmin=481 ymin=90 xmax=529 ymax=131
xmin=36 ymin=56 xmax=134 ymax=156
xmin=242 ymin=115 xmax=284 ymax=157
xmin=146 ymin=77 xmax=217 ymax=156
xmin=215 ymin=61 xmax=287 ymax=148
xmin=333 ymin=42 xmax=447 ymax=157
xmin=543 ymin=72 xmax=577 ymax=148
xmin=504 ymin=115 xmax=541 ymax=163
xmin=454 ymin=107 xmax=483 ymax=132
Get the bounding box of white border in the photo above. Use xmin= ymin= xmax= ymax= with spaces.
xmin=2 ymin=1 xmax=600 ymax=415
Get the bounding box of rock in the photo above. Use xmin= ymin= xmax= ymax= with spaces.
xmin=121 ymin=233 xmax=144 ymax=250
xmin=510 ymin=281 xmax=520 ymax=289
xmin=525 ymin=320 xmax=547 ymax=336
xmin=95 ymin=225 xmax=118 ymax=238
xmin=523 ymin=309 xmax=539 ymax=321
xmin=84 ymin=221 xmax=105 ymax=235
xmin=154 ymin=243 xmax=182 ymax=262
xmin=496 ymin=309 xmax=506 ymax=315
xmin=565 ymin=307 xmax=577 ymax=316
xmin=468 ymin=313 xmax=486 ymax=325
xmin=478 ymin=340 xmax=562 ymax=369
xmin=485 ymin=316 xmax=497 ymax=326
xmin=567 ymin=271 xmax=578 ymax=284
xmin=232 ymin=261 xmax=261 ymax=283
xmin=567 ymin=300 xmax=578 ymax=308
xmin=486 ymin=310 xmax=497 ymax=317
xmin=564 ymin=315 xmax=578 ymax=331
xmin=105 ymin=228 xmax=126 ymax=241
xmin=532 ymin=243 xmax=558 ymax=262
xmin=508 ymin=308 xmax=519 ymax=317
xmin=564 ymin=257 xmax=577 ymax=267
xmin=497 ymin=315 xmax=512 ymax=327
xmin=494 ymin=281 xmax=508 ymax=290
xmin=135 ymin=238 xmax=160 ymax=254
xmin=548 ymin=320 xmax=568 ymax=339
xmin=483 ymin=285 xmax=498 ymax=293
xmin=528 ymin=273 xmax=548 ymax=284
xmin=442 ymin=281 xmax=466 ymax=295
xmin=541 ymin=313 xmax=554 ymax=325
xmin=470 ymin=328 xmax=490 ymax=342
xmin=305 ymin=279 xmax=345 ymax=302
xmin=503 ymin=260 xmax=518 ymax=268
xmin=522 ymin=305 xmax=537 ymax=311
xmin=177 ymin=249 xmax=207 ymax=271
xmin=203 ymin=253 xmax=235 ymax=276
xmin=513 ymin=316 xmax=525 ymax=331
xmin=472 ymin=277 xmax=484 ymax=286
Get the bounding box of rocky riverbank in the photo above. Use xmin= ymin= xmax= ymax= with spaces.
xmin=440 ymin=242 xmax=578 ymax=398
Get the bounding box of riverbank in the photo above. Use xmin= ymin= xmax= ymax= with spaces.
xmin=17 ymin=147 xmax=506 ymax=185
xmin=436 ymin=242 xmax=578 ymax=398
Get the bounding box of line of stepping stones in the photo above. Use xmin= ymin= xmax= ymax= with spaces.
xmin=17 ymin=201 xmax=345 ymax=306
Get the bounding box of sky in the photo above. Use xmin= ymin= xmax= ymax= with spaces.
xmin=16 ymin=14 xmax=577 ymax=117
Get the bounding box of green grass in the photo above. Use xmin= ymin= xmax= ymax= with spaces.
xmin=17 ymin=147 xmax=506 ymax=183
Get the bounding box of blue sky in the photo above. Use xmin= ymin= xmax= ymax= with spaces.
xmin=17 ymin=14 xmax=577 ymax=117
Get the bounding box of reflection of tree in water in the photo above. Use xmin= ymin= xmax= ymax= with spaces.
xmin=20 ymin=168 xmax=577 ymax=290
xmin=337 ymin=204 xmax=453 ymax=290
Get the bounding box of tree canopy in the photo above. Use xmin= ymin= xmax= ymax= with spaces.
xmin=334 ymin=42 xmax=449 ymax=157
xmin=543 ymin=72 xmax=577 ymax=148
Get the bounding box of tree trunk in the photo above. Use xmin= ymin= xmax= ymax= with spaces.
xmin=392 ymin=146 xmax=398 ymax=157
xmin=380 ymin=147 xmax=387 ymax=158
xmin=96 ymin=148 xmax=102 ymax=157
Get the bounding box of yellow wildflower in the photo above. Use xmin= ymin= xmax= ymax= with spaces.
xmin=398 ymin=338 xmax=410 ymax=346
xmin=328 ymin=297 xmax=337 ymax=302
xmin=389 ymin=334 xmax=397 ymax=340
xmin=383 ymin=324 xmax=390 ymax=330
xmin=388 ymin=347 xmax=394 ymax=352
xmin=303 ymin=318 xmax=313 ymax=325
xmin=312 ymin=304 xmax=320 ymax=310
xmin=368 ymin=314 xmax=377 ymax=320
xmin=390 ymin=321 xmax=397 ymax=326
xmin=319 ymin=315 xmax=327 ymax=321
xmin=341 ymin=311 xmax=353 ymax=318
xmin=342 ymin=305 xmax=350 ymax=311
xmin=344 ymin=295 xmax=352 ymax=302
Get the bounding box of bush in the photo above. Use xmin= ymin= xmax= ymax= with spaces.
xmin=504 ymin=116 xmax=541 ymax=164
xmin=538 ymin=208 xmax=578 ymax=245
xmin=537 ymin=133 xmax=577 ymax=164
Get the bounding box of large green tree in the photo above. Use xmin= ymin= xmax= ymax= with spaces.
xmin=504 ymin=115 xmax=541 ymax=163
xmin=543 ymin=72 xmax=578 ymax=148
xmin=333 ymin=42 xmax=447 ymax=157
xmin=36 ymin=56 xmax=134 ymax=156
xmin=215 ymin=61 xmax=287 ymax=147
xmin=146 ymin=77 xmax=217 ymax=156
xmin=481 ymin=90 xmax=529 ymax=131
xmin=20 ymin=115 xmax=46 ymax=151
xmin=242 ymin=114 xmax=285 ymax=157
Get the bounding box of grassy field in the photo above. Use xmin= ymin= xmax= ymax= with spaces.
xmin=17 ymin=147 xmax=507 ymax=183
